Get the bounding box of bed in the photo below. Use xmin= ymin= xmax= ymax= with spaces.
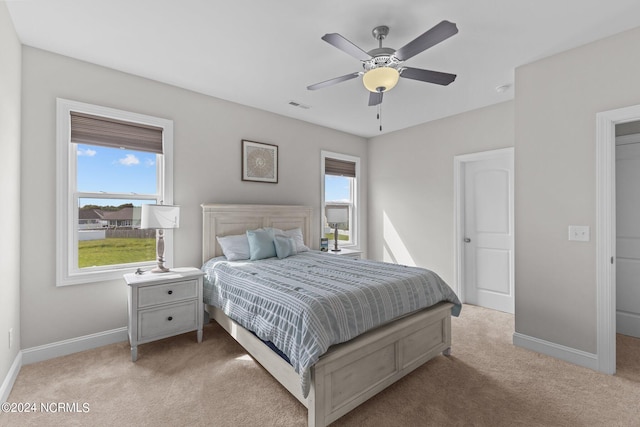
xmin=201 ymin=203 xmax=460 ymax=427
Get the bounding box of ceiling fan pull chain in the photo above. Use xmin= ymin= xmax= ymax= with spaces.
xmin=379 ymin=104 xmax=383 ymax=131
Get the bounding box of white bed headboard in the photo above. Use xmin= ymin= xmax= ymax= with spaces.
xmin=201 ymin=203 xmax=313 ymax=263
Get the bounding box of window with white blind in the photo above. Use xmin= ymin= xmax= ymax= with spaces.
xmin=56 ymin=99 xmax=174 ymax=286
xmin=321 ymin=151 xmax=360 ymax=249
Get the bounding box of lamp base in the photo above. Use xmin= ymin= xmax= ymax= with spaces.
xmin=332 ymin=225 xmax=341 ymax=252
xmin=152 ymin=229 xmax=170 ymax=273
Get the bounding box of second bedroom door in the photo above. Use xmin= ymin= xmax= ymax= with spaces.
xmin=461 ymin=148 xmax=514 ymax=313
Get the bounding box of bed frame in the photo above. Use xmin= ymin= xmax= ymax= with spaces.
xmin=202 ymin=203 xmax=453 ymax=427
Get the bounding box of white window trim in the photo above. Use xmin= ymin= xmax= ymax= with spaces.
xmin=321 ymin=150 xmax=360 ymax=249
xmin=56 ymin=98 xmax=174 ymax=286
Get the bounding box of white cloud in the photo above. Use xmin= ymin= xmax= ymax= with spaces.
xmin=118 ymin=154 xmax=140 ymax=166
xmin=144 ymin=158 xmax=155 ymax=167
xmin=77 ymin=148 xmax=96 ymax=156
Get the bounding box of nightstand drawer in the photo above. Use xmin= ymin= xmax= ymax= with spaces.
xmin=125 ymin=267 xmax=204 ymax=361
xmin=137 ymin=279 xmax=198 ymax=308
xmin=325 ymin=249 xmax=362 ymax=260
xmin=137 ymin=300 xmax=198 ymax=341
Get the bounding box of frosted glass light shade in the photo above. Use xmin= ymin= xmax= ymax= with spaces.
xmin=362 ymin=67 xmax=399 ymax=93
xmin=141 ymin=204 xmax=180 ymax=229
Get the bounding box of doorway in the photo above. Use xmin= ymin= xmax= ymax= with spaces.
xmin=615 ymin=129 xmax=640 ymax=340
xmin=595 ymin=103 xmax=640 ymax=375
xmin=454 ymin=147 xmax=515 ymax=313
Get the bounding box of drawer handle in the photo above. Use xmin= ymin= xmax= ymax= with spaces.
xmin=167 ymin=290 xmax=173 ymax=295
xmin=167 ymin=316 xmax=173 ymax=321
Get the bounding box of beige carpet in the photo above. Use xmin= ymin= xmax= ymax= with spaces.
xmin=2 ymin=304 xmax=639 ymax=427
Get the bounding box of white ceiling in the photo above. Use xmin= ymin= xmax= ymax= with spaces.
xmin=7 ymin=0 xmax=640 ymax=138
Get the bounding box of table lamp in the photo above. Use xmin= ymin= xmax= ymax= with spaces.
xmin=141 ymin=204 xmax=180 ymax=273
xmin=325 ymin=206 xmax=348 ymax=252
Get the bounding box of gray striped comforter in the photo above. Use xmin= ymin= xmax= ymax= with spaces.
xmin=202 ymin=251 xmax=461 ymax=398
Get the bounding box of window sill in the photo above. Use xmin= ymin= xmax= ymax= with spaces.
xmin=57 ymin=262 xmax=156 ymax=286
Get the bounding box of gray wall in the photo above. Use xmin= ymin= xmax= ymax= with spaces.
xmin=0 ymin=1 xmax=22 ymax=385
xmin=515 ymin=26 xmax=640 ymax=353
xmin=367 ymin=101 xmax=514 ymax=285
xmin=20 ymin=47 xmax=367 ymax=348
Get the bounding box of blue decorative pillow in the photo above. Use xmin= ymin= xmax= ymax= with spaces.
xmin=274 ymin=235 xmax=297 ymax=259
xmin=246 ymin=229 xmax=277 ymax=260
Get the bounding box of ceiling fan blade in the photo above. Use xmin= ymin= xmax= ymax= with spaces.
xmin=368 ymin=91 xmax=383 ymax=106
xmin=322 ymin=33 xmax=372 ymax=61
xmin=394 ymin=20 xmax=458 ymax=61
xmin=307 ymin=72 xmax=360 ymax=90
xmin=400 ymin=67 xmax=457 ymax=86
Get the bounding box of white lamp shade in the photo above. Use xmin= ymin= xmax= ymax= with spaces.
xmin=362 ymin=67 xmax=399 ymax=93
xmin=326 ymin=206 xmax=348 ymax=224
xmin=140 ymin=204 xmax=180 ymax=229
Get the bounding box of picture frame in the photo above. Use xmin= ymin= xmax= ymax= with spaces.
xmin=241 ymin=140 xmax=278 ymax=183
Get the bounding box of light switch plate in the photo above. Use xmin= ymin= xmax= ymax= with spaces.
xmin=569 ymin=225 xmax=590 ymax=242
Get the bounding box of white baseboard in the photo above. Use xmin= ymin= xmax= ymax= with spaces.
xmin=22 ymin=327 xmax=128 ymax=365
xmin=1 ymin=351 xmax=22 ymax=403
xmin=1 ymin=327 xmax=128 ymax=402
xmin=617 ymin=311 xmax=640 ymax=338
xmin=513 ymin=332 xmax=599 ymax=371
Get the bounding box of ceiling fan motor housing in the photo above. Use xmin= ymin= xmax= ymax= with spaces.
xmin=363 ymin=47 xmax=402 ymax=72
xmin=364 ymin=26 xmax=403 ymax=75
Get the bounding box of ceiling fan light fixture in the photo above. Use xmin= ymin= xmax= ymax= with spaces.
xmin=363 ymin=67 xmax=399 ymax=93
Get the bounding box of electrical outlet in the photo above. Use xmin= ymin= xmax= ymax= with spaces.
xmin=9 ymin=328 xmax=13 ymax=349
xmin=568 ymin=225 xmax=590 ymax=242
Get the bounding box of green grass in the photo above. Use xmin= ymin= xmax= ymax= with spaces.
xmin=324 ymin=233 xmax=349 ymax=241
xmin=78 ymin=238 xmax=156 ymax=268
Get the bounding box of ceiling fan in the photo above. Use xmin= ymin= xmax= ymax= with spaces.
xmin=307 ymin=21 xmax=459 ymax=107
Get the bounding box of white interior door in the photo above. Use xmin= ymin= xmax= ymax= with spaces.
xmin=463 ymin=151 xmax=514 ymax=313
xmin=616 ymin=138 xmax=640 ymax=338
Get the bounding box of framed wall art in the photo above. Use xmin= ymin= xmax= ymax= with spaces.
xmin=241 ymin=139 xmax=278 ymax=183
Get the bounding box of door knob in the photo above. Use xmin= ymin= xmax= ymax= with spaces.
xmin=464 ymin=238 xmax=471 ymax=243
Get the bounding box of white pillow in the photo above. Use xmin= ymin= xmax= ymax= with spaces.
xmin=216 ymin=234 xmax=250 ymax=261
xmin=283 ymin=228 xmax=309 ymax=253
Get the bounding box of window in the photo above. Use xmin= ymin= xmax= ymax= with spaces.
xmin=56 ymin=99 xmax=173 ymax=286
xmin=321 ymin=151 xmax=360 ymax=249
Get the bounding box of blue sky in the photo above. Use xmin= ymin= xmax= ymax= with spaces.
xmin=325 ymin=175 xmax=351 ymax=203
xmin=77 ymin=144 xmax=156 ymax=207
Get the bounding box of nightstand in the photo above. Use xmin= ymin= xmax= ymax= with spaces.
xmin=326 ymin=248 xmax=362 ymax=260
xmin=124 ymin=267 xmax=205 ymax=362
